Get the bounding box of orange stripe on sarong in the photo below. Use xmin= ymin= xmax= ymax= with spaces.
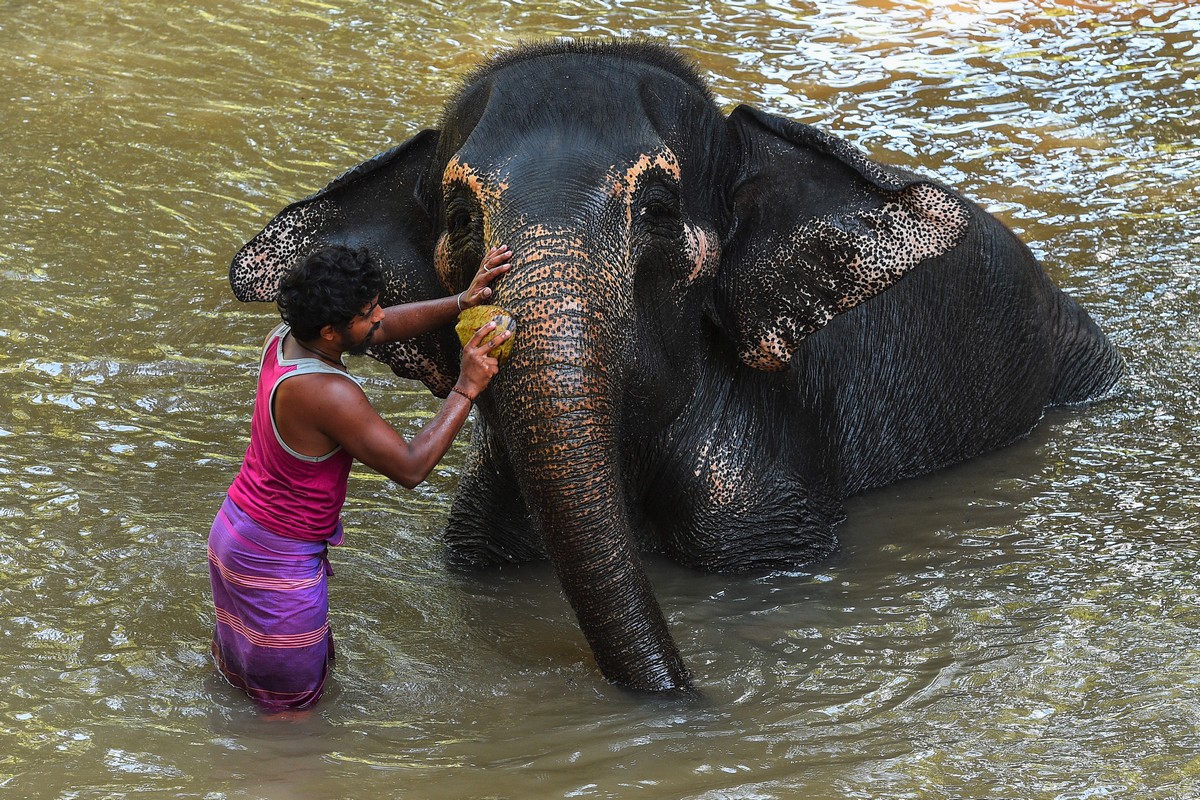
xmin=214 ymin=606 xmax=330 ymax=649
xmin=207 ymin=547 xmax=324 ymax=591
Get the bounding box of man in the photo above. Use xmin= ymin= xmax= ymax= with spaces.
xmin=208 ymin=243 xmax=513 ymax=712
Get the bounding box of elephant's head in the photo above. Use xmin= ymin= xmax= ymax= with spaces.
xmin=230 ymin=40 xmax=969 ymax=692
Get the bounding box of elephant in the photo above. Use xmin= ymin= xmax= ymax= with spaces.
xmin=228 ymin=39 xmax=1124 ymax=693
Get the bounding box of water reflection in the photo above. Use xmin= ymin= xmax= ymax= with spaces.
xmin=2 ymin=0 xmax=1199 ymax=797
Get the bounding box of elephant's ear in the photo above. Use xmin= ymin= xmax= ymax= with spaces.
xmin=718 ymin=105 xmax=971 ymax=371
xmin=229 ymin=129 xmax=460 ymax=395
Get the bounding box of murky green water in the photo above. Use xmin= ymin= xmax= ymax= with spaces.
xmin=2 ymin=0 xmax=1198 ymax=797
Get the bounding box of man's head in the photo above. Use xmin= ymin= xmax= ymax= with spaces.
xmin=277 ymin=245 xmax=383 ymax=342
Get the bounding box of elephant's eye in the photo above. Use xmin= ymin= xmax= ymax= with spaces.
xmin=446 ymin=201 xmax=474 ymax=235
xmin=642 ymin=200 xmax=674 ymax=220
xmin=444 ymin=192 xmax=484 ymax=261
xmin=635 ymin=184 xmax=682 ymax=238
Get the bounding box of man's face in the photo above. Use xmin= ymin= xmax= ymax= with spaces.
xmin=340 ymin=296 xmax=383 ymax=356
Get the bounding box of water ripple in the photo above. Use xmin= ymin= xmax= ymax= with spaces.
xmin=1 ymin=1 xmax=1198 ymax=798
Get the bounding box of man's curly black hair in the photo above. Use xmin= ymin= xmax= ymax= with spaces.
xmin=277 ymin=245 xmax=383 ymax=341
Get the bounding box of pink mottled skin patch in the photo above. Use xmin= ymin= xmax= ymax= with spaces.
xmin=683 ymin=224 xmax=719 ymax=285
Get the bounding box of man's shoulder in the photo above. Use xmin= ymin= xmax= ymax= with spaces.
xmin=278 ymin=368 xmax=363 ymax=398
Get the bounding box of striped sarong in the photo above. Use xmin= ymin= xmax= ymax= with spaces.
xmin=207 ymin=495 xmax=341 ymax=711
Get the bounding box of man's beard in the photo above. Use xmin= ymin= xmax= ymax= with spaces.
xmin=345 ymin=322 xmax=380 ymax=356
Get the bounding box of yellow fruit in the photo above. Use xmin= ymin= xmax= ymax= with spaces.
xmin=455 ymin=304 xmax=517 ymax=364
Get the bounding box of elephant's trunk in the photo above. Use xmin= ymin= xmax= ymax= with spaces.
xmin=490 ymin=234 xmax=691 ymax=692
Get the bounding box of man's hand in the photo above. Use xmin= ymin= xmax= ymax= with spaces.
xmin=455 ymin=320 xmax=513 ymax=400
xmin=461 ymin=245 xmax=513 ymax=309
xmin=376 ymin=245 xmax=515 ymax=345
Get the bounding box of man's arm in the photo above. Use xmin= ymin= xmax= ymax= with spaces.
xmin=376 ymin=245 xmax=512 ymax=344
xmin=279 ymin=319 xmax=512 ymax=489
xmin=309 ymin=376 xmax=474 ymax=489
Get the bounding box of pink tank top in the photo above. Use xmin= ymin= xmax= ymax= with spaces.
xmin=227 ymin=323 xmax=356 ymax=542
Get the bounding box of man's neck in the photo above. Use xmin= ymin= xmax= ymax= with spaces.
xmin=290 ymin=332 xmax=346 ymax=369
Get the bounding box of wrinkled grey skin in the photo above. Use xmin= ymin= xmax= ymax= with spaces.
xmin=229 ymin=41 xmax=1124 ymax=693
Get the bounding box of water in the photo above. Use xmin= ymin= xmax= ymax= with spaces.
xmin=2 ymin=0 xmax=1198 ymax=797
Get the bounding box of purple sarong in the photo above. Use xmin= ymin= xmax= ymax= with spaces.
xmin=208 ymin=496 xmax=342 ymax=710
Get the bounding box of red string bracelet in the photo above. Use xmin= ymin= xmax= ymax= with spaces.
xmin=450 ymin=386 xmax=475 ymax=402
